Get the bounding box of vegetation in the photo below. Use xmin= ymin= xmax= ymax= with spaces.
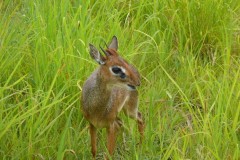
xmin=0 ymin=0 xmax=239 ymax=159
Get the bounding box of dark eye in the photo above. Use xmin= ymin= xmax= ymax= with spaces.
xmin=111 ymin=66 xmax=127 ymax=79
xmin=112 ymin=67 xmax=122 ymax=74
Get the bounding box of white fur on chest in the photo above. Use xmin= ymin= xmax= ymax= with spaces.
xmin=106 ymin=91 xmax=130 ymax=113
xmin=117 ymin=94 xmax=129 ymax=113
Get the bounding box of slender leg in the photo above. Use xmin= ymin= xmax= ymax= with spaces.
xmin=123 ymin=107 xmax=145 ymax=144
xmin=106 ymin=123 xmax=118 ymax=158
xmin=137 ymin=112 xmax=144 ymax=144
xmin=123 ymin=90 xmax=145 ymax=144
xmin=89 ymin=123 xmax=97 ymax=159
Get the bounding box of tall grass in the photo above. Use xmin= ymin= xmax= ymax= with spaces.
xmin=0 ymin=0 xmax=239 ymax=159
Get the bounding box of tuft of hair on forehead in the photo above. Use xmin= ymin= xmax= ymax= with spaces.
xmin=106 ymin=48 xmax=119 ymax=56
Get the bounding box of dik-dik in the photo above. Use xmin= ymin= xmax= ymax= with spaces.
xmin=81 ymin=36 xmax=144 ymax=158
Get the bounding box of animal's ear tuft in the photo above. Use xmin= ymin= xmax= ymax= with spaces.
xmin=108 ymin=36 xmax=118 ymax=51
xmin=89 ymin=44 xmax=105 ymax=65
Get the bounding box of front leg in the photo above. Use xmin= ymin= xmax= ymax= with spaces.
xmin=90 ymin=123 xmax=97 ymax=159
xmin=137 ymin=112 xmax=144 ymax=144
xmin=106 ymin=123 xmax=117 ymax=158
xmin=106 ymin=118 xmax=122 ymax=159
xmin=123 ymin=91 xmax=145 ymax=144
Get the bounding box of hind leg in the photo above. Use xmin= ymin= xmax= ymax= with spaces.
xmin=123 ymin=91 xmax=144 ymax=143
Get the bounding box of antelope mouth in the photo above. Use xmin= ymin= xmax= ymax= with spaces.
xmin=127 ymin=84 xmax=136 ymax=90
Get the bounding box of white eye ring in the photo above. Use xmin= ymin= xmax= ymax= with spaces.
xmin=109 ymin=66 xmax=126 ymax=75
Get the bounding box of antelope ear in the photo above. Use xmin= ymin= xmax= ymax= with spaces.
xmin=89 ymin=44 xmax=105 ymax=65
xmin=108 ymin=36 xmax=118 ymax=51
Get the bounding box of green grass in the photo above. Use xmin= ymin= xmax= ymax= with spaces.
xmin=0 ymin=0 xmax=240 ymax=159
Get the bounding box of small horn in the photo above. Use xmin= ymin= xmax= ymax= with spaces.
xmin=99 ymin=45 xmax=110 ymax=56
xmin=104 ymin=41 xmax=108 ymax=49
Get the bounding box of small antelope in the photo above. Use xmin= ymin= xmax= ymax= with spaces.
xmin=81 ymin=36 xmax=144 ymax=159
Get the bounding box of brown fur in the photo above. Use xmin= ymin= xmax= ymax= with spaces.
xmin=81 ymin=36 xmax=144 ymax=159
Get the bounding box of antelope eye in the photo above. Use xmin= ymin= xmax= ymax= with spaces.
xmin=111 ymin=66 xmax=127 ymax=79
xmin=112 ymin=67 xmax=122 ymax=74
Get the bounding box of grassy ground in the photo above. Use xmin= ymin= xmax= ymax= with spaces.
xmin=0 ymin=0 xmax=240 ymax=159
